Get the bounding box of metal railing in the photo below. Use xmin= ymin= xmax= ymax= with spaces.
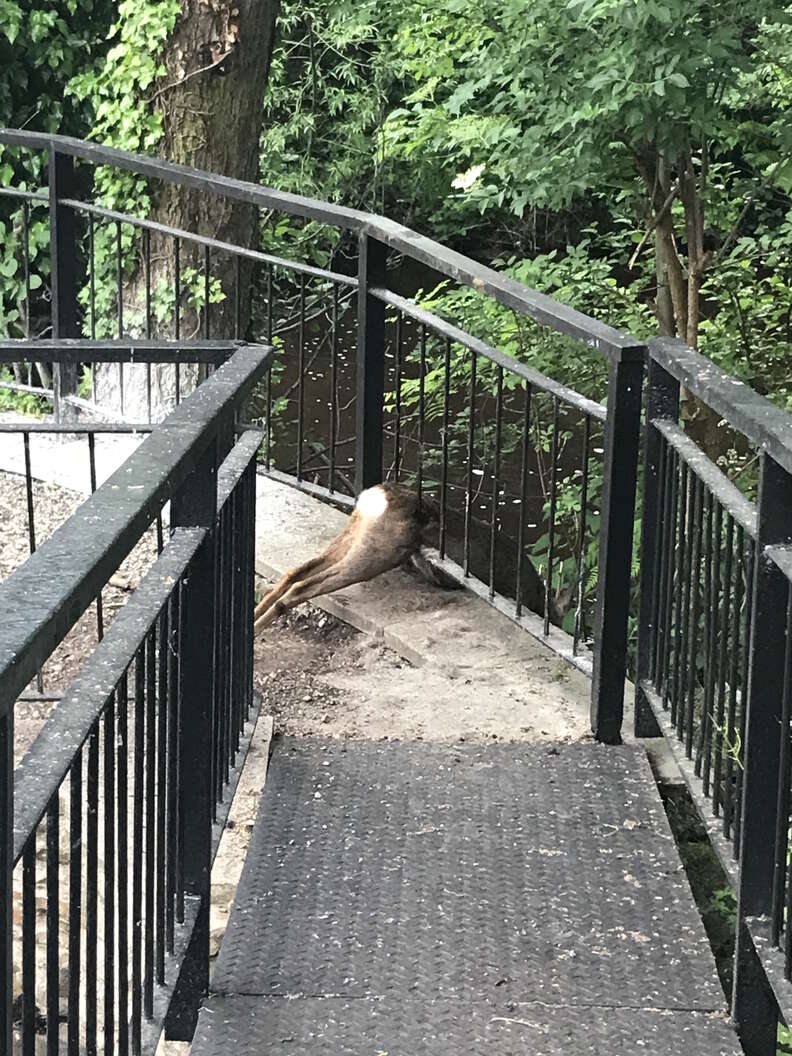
xmin=634 ymin=336 xmax=792 ymax=1055
xmin=0 ymin=128 xmax=645 ymax=747
xmin=0 ymin=341 xmax=270 ymax=1054
xmin=13 ymin=127 xmax=792 ymax=1055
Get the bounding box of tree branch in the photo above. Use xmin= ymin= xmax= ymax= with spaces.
xmin=629 ymin=178 xmax=681 ymax=270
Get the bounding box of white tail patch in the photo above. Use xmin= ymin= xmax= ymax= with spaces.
xmin=355 ymin=485 xmax=388 ymax=519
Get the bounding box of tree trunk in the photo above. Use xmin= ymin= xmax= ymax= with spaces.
xmin=98 ymin=0 xmax=280 ymax=419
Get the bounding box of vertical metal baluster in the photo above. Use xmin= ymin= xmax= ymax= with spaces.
xmin=132 ymin=650 xmax=144 ymax=1056
xmin=88 ymin=433 xmax=104 ymax=640
xmin=786 ymin=802 xmax=792 ymax=977
xmin=22 ymin=200 xmax=31 ymax=340
xmin=175 ymin=589 xmax=185 ymax=927
xmin=676 ymin=469 xmax=697 ymax=740
xmin=89 ymin=216 xmax=96 ymax=401
xmin=46 ymin=797 xmax=59 ymax=1056
xmin=210 ymin=520 xmax=221 ymax=815
xmin=329 ymin=283 xmax=339 ymax=492
xmin=103 ymin=694 xmax=116 ymax=1056
xmin=228 ymin=493 xmax=240 ymax=762
xmin=439 ymin=338 xmax=451 ymax=558
xmin=463 ymin=351 xmax=476 ymax=576
xmin=23 ymin=433 xmax=43 ymax=691
xmin=0 ymin=712 xmax=9 ymax=1056
xmin=733 ymin=539 xmax=755 ymax=861
xmin=213 ymin=513 xmax=224 ymax=812
xmin=166 ymin=590 xmax=180 ymax=952
xmin=713 ymin=514 xmax=734 ymax=815
xmin=573 ymin=415 xmax=591 ymax=653
xmin=144 ymin=631 xmax=156 ymax=1019
xmin=695 ymin=491 xmax=714 ymax=772
xmin=670 ymin=462 xmax=689 ymax=728
xmin=234 ymin=256 xmax=242 ymax=340
xmin=417 ymin=324 xmax=426 ymax=500
xmin=543 ymin=397 xmax=560 ymax=637
xmin=266 ymin=264 xmax=273 ymax=470
xmin=652 ymin=441 xmax=670 ymax=684
xmin=394 ymin=311 xmax=402 ymax=483
xmin=660 ymin=451 xmax=680 ymax=704
xmin=488 ymin=365 xmax=503 ymax=598
xmin=702 ymin=501 xmax=723 ymax=798
xmin=22 ymin=837 xmax=35 ymax=1056
xmin=771 ymin=584 xmax=792 ymax=946
xmin=67 ymin=753 xmax=82 ymax=1056
xmin=117 ymin=673 xmax=129 ymax=1056
xmin=685 ymin=476 xmax=704 ymax=758
xmin=724 ymin=523 xmax=745 ymax=838
xmin=297 ymin=274 xmax=306 ymax=480
xmin=24 ymin=433 xmax=35 ymax=559
xmin=515 ymin=383 xmax=533 ymax=618
xmin=86 ymin=724 xmax=99 ymax=1056
xmin=203 ymin=243 xmax=211 ymax=341
xmin=224 ymin=508 xmax=234 ymax=781
xmin=156 ymin=607 xmax=168 ymax=983
xmin=116 ymin=221 xmax=124 ymax=415
xmin=174 ymin=238 xmax=181 ymax=405
xmin=145 ymin=228 xmax=152 ymax=423
xmin=156 ymin=514 xmax=164 ymax=555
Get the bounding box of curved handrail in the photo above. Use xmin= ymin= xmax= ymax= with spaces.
xmin=0 ymin=128 xmax=641 ymax=359
xmin=650 ymin=336 xmax=792 ymax=476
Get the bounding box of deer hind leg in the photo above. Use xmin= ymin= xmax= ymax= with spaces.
xmin=253 ymin=563 xmax=368 ymax=633
xmin=253 ymin=552 xmax=333 ymax=625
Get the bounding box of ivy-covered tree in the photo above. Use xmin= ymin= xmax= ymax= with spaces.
xmin=67 ymin=0 xmax=280 ymax=412
xmin=0 ymin=0 xmax=114 ymax=352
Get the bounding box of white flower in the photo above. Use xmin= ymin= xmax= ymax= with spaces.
xmin=451 ymin=163 xmax=485 ymax=191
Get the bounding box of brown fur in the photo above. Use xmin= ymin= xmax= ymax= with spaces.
xmin=253 ymin=484 xmax=440 ymax=632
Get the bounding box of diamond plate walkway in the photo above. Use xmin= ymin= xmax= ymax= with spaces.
xmin=190 ymin=737 xmax=741 ymax=1056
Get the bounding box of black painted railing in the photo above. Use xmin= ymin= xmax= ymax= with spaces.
xmin=635 ymin=336 xmax=792 ymax=1054
xmin=0 ymin=341 xmax=269 ymax=1054
xmin=0 ymin=129 xmax=644 ymax=747
xmin=5 ymin=130 xmax=792 ymax=1055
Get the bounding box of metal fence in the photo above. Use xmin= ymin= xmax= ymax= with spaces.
xmin=0 ymin=341 xmax=269 ymax=1054
xmin=7 ymin=128 xmax=792 ymax=1055
xmin=0 ymin=128 xmax=645 ymax=746
xmin=634 ymin=336 xmax=792 ymax=1055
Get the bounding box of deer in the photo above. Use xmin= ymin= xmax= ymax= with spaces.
xmin=252 ymin=482 xmax=574 ymax=633
xmin=253 ymin=483 xmax=449 ymax=632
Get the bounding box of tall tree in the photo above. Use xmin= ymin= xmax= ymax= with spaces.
xmin=70 ymin=0 xmax=280 ymax=414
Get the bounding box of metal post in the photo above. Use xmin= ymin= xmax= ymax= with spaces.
xmin=590 ymin=347 xmax=645 ymax=744
xmin=732 ymin=452 xmax=792 ymax=1055
xmin=164 ymin=435 xmax=220 ymax=1041
xmin=0 ymin=708 xmax=12 ymax=1056
xmin=355 ymin=232 xmax=386 ymax=493
xmin=48 ymin=148 xmax=80 ymax=422
xmin=634 ymin=354 xmax=680 ymax=737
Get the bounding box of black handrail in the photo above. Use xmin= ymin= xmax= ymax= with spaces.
xmin=0 ymin=342 xmax=270 ymax=714
xmin=0 ymin=128 xmax=638 ymax=356
xmin=1 ymin=340 xmax=269 ymax=1055
xmin=0 ymin=127 xmax=645 ymax=744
